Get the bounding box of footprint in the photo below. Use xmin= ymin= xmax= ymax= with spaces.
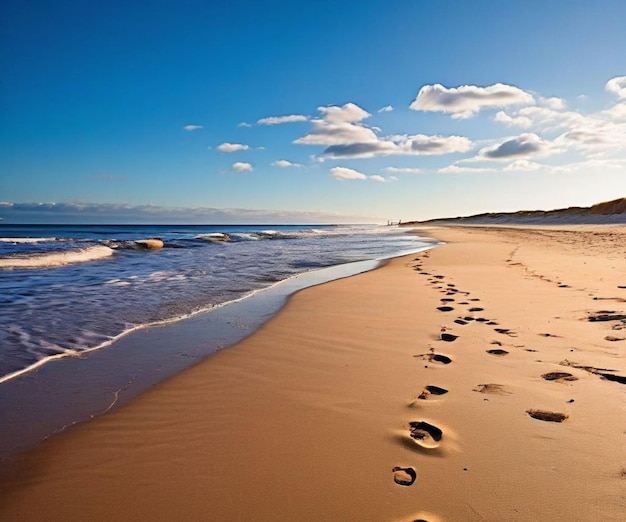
xmin=437 ymin=306 xmax=454 ymax=312
xmin=440 ymin=333 xmax=458 ymax=342
xmin=542 ymin=372 xmax=578 ymax=382
xmin=440 ymin=298 xmax=455 ymax=302
xmin=486 ymin=349 xmax=509 ymax=356
xmin=409 ymin=421 xmax=443 ymax=448
xmin=392 ymin=466 xmax=417 ymax=486
xmin=454 ymin=319 xmax=468 ymax=325
xmin=601 ymin=373 xmax=626 ymax=384
xmin=526 ymin=409 xmax=568 ymax=422
xmin=495 ymin=328 xmax=517 ymax=337
xmin=414 ymin=353 xmax=452 ymax=365
xmin=475 ymin=317 xmax=489 ymax=322
xmin=473 ymin=383 xmax=511 ymax=395
xmin=418 ymin=385 xmax=449 ymax=399
xmin=469 ymin=307 xmax=484 ymax=312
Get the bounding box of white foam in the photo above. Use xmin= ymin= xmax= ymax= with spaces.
xmin=0 ymin=245 xmax=114 ymax=269
xmin=0 ymin=237 xmax=58 ymax=244
xmin=196 ymin=233 xmax=230 ymax=242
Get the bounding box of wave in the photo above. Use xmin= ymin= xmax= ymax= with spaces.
xmin=0 ymin=245 xmax=115 ymax=269
xmin=195 ymin=233 xmax=231 ymax=242
xmin=0 ymin=237 xmax=60 ymax=244
xmin=101 ymin=238 xmax=164 ymax=250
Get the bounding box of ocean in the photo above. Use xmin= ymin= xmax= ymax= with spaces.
xmin=0 ymin=223 xmax=436 ymax=384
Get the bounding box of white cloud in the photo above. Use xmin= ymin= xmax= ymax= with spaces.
xmin=385 ymin=167 xmax=422 ymax=174
xmin=477 ymin=133 xmax=555 ymax=160
xmin=493 ymin=111 xmax=532 ymax=128
xmin=604 ymin=102 xmax=626 ymax=121
xmin=438 ymin=165 xmax=496 ymax=174
xmin=515 ymin=106 xmax=585 ymax=132
xmin=503 ymin=159 xmax=543 ymax=171
xmin=184 ymin=125 xmax=203 ymax=131
xmin=294 ymin=103 xmax=377 ymax=146
xmin=321 ymin=134 xmax=472 ymax=159
xmin=238 ymin=122 xmax=253 ymax=128
xmin=217 ymin=142 xmax=249 ymax=153
xmin=232 ymin=162 xmax=253 ymax=172
xmin=369 ymin=175 xmax=387 ymax=183
xmin=377 ymin=105 xmax=394 ymax=113
xmin=556 ymin=121 xmax=626 ymax=152
xmin=539 ymin=97 xmax=566 ymax=110
xmin=410 ymin=83 xmax=534 ymax=119
xmin=295 ymin=102 xmax=472 ymax=159
xmin=331 ymin=167 xmax=367 ymax=180
xmin=606 ymin=76 xmax=626 ymax=99
xmin=257 ymin=114 xmax=309 ymax=125
xmin=271 ymin=160 xmax=302 ymax=168
xmin=318 ymin=103 xmax=370 ymax=123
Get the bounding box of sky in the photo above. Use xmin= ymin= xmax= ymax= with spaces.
xmin=1 ymin=0 xmax=625 ymax=224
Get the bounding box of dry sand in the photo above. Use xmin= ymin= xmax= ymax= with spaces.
xmin=1 ymin=224 xmax=625 ymax=521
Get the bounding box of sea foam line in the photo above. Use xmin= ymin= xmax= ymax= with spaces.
xmin=0 ymin=244 xmax=436 ymax=385
xmin=0 ymin=245 xmax=114 ymax=269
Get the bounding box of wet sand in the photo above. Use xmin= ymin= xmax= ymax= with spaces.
xmin=1 ymin=224 xmax=625 ymax=521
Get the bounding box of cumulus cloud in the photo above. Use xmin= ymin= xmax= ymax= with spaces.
xmin=294 ymin=103 xmax=378 ymax=146
xmin=257 ymin=114 xmax=309 ymax=125
xmin=271 ymin=160 xmax=302 ymax=168
xmin=556 ymin=121 xmax=626 ymax=152
xmin=377 ymin=105 xmax=394 ymax=113
xmin=295 ymin=102 xmax=473 ymax=159
xmin=606 ymin=76 xmax=626 ymax=99
xmin=438 ymin=165 xmax=496 ymax=174
xmin=232 ymin=162 xmax=253 ymax=172
xmin=217 ymin=142 xmax=249 ymax=153
xmin=330 ymin=167 xmax=368 ymax=180
xmin=604 ymin=102 xmax=626 ymax=121
xmin=493 ymin=111 xmax=532 ymax=128
xmin=478 ymin=133 xmax=553 ymax=160
xmin=514 ymin=106 xmax=585 ymax=132
xmin=329 ymin=167 xmax=394 ymax=183
xmin=183 ymin=124 xmax=203 ymax=131
xmin=503 ymin=159 xmax=543 ymax=171
xmin=539 ymin=97 xmax=566 ymax=110
xmin=321 ymin=134 xmax=472 ymax=159
xmin=385 ymin=167 xmax=422 ymax=174
xmin=238 ymin=122 xmax=253 ymax=128
xmin=410 ymin=83 xmax=534 ymax=119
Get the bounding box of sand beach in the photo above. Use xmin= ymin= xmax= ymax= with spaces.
xmin=1 ymin=224 xmax=625 ymax=521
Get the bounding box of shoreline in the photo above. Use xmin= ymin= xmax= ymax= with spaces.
xmin=1 ymin=224 xmax=625 ymax=520
xmin=0 ymin=247 xmax=434 ymax=464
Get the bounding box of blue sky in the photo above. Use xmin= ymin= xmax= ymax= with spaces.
xmin=1 ymin=0 xmax=625 ymax=223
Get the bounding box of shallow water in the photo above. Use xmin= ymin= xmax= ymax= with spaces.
xmin=0 ymin=224 xmax=436 ymax=380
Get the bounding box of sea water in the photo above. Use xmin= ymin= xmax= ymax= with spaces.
xmin=0 ymin=224 xmax=436 ymax=382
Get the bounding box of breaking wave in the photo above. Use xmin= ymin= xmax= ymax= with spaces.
xmin=0 ymin=245 xmax=115 ymax=269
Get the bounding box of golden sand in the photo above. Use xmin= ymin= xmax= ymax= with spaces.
xmin=1 ymin=225 xmax=625 ymax=521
